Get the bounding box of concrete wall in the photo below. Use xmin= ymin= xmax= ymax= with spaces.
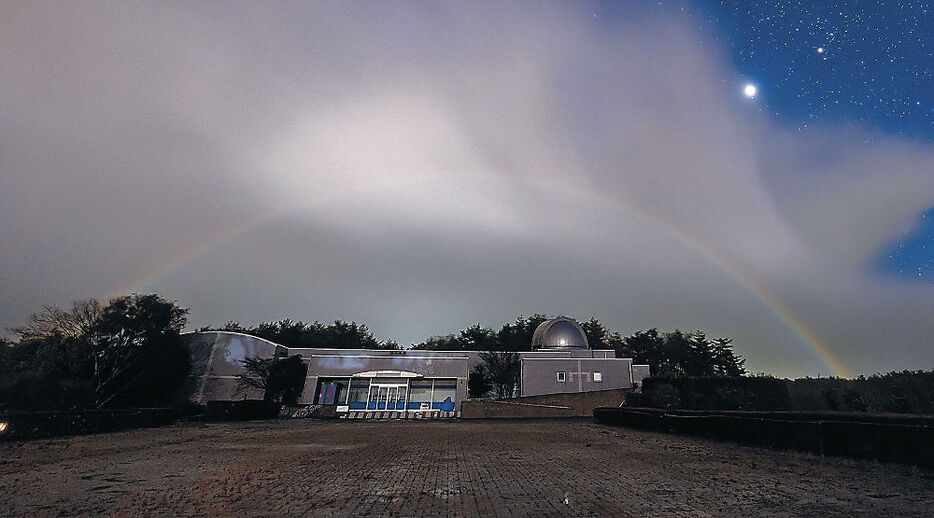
xmin=461 ymin=388 xmax=630 ymax=419
xmin=631 ymin=365 xmax=651 ymax=388
xmin=290 ymin=347 xmax=616 ymax=371
xmin=521 ymin=358 xmax=632 ymax=397
xmin=180 ymin=332 xmax=282 ymax=404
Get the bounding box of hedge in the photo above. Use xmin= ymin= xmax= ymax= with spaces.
xmin=0 ymin=408 xmax=181 ymax=440
xmin=205 ymin=400 xmax=280 ymax=421
xmin=594 ymin=407 xmax=934 ymax=467
xmin=636 ymin=376 xmax=792 ymax=411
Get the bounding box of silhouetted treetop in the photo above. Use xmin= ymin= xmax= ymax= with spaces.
xmin=415 ymin=316 xmax=746 ymax=377
xmin=203 ymin=319 xmax=398 ymax=350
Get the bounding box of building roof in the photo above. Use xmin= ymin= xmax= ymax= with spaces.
xmin=530 ymin=317 xmax=589 ymax=350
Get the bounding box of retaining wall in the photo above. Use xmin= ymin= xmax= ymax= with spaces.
xmin=594 ymin=407 xmax=934 ymax=467
xmin=461 ymin=389 xmax=628 ymax=418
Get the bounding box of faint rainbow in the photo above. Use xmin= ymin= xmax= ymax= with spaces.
xmin=111 ymin=211 xmax=285 ymax=299
xmin=594 ymin=195 xmax=854 ymax=378
xmin=672 ymin=233 xmax=853 ymax=378
xmin=112 ymin=179 xmax=414 ymax=297
xmin=115 ymin=181 xmax=853 ymax=378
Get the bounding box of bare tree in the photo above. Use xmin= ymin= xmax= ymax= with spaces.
xmin=12 ymin=299 xmax=102 ymax=340
xmin=236 ymin=356 xmax=273 ymax=399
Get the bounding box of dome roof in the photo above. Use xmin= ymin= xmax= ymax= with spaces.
xmin=531 ymin=317 xmax=589 ymax=350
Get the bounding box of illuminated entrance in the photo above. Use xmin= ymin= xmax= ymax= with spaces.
xmin=316 ymin=372 xmax=457 ymax=413
xmin=370 ymin=383 xmax=407 ymax=410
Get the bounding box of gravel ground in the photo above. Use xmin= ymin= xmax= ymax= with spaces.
xmin=1 ymin=418 xmax=931 ymax=517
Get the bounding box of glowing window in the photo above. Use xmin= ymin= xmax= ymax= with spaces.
xmin=556 ymin=371 xmax=566 ymax=383
xmin=593 ymin=372 xmax=603 ymax=382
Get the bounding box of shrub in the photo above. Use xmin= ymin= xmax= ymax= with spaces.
xmin=237 ymin=354 xmax=308 ymax=404
xmin=206 ymin=400 xmax=279 ymax=421
xmin=624 ymin=391 xmax=646 ymax=406
xmin=0 ymin=372 xmax=93 ymax=411
xmin=786 ymin=371 xmax=934 ymax=414
xmin=640 ymin=376 xmax=792 ymax=411
xmin=821 ymin=387 xmax=840 ymax=411
xmin=843 ymin=389 xmax=869 ymax=412
xmin=467 ymin=364 xmax=492 ymax=398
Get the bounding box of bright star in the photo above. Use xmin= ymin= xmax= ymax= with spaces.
xmin=817 ymin=47 xmax=824 ymax=53
xmin=744 ymin=84 xmax=757 ymax=98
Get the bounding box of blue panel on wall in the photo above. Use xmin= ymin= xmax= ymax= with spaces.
xmin=431 ymin=397 xmax=455 ymax=412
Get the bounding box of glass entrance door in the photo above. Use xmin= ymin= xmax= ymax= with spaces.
xmin=373 ymin=384 xmax=406 ymax=411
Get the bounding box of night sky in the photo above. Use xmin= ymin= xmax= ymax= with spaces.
xmin=705 ymin=1 xmax=933 ymax=138
xmin=2 ymin=2 xmax=933 ymax=377
xmin=611 ymin=1 xmax=934 ymax=279
xmin=705 ymin=0 xmax=934 ymax=279
xmin=698 ymin=1 xmax=934 ymax=280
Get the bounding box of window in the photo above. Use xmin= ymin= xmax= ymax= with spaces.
xmin=407 ymin=380 xmax=433 ymax=410
xmin=347 ymin=379 xmax=370 ymax=409
xmin=593 ymin=371 xmax=603 ymax=382
xmin=316 ymin=380 xmax=347 ymax=405
xmin=556 ymin=371 xmax=566 ymax=383
xmin=432 ymin=379 xmax=457 ymax=411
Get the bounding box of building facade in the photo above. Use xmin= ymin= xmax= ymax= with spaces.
xmin=182 ymin=317 xmax=650 ymax=416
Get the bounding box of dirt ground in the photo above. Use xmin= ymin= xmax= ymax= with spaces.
xmin=1 ymin=418 xmax=932 ymax=517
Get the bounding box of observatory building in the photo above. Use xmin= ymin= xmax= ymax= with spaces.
xmin=182 ymin=317 xmax=650 ymax=416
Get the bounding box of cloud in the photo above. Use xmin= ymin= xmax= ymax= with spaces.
xmin=2 ymin=3 xmax=932 ymax=377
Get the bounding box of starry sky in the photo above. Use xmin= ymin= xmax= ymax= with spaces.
xmin=697 ymin=0 xmax=934 ymax=279
xmin=1 ymin=2 xmax=933 ymax=378
xmin=705 ymin=1 xmax=933 ymax=137
xmin=593 ymin=1 xmax=934 ymax=284
xmin=608 ymin=0 xmax=934 ymax=279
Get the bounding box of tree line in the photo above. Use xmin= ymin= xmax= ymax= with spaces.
xmin=415 ymin=315 xmax=746 ymax=378
xmin=417 ymin=316 xmax=746 ymax=399
xmin=0 ymin=295 xmax=190 ymax=410
xmin=2 ymin=295 xmax=747 ymax=410
xmin=6 ymin=295 xmax=934 ymax=413
xmin=203 ymin=320 xmax=399 ymax=350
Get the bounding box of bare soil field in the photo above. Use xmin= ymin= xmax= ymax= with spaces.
xmin=1 ymin=418 xmax=931 ymax=517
